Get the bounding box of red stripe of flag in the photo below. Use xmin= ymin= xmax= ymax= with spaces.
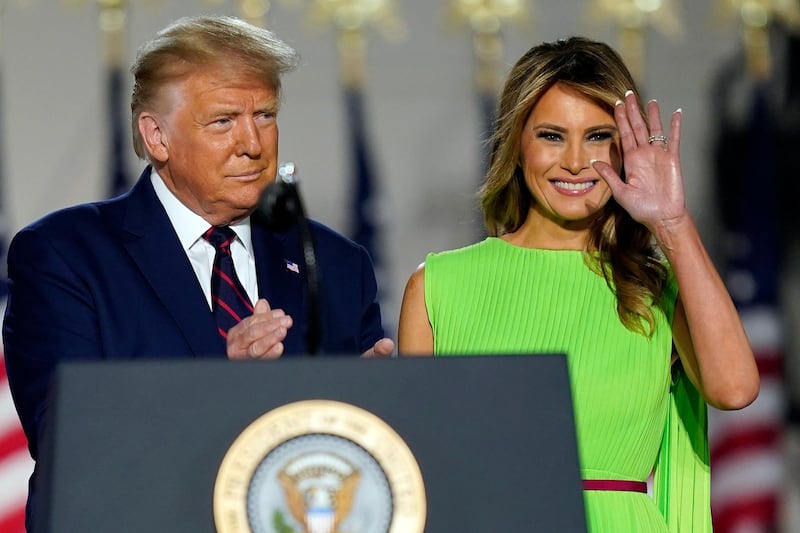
xmin=754 ymin=353 xmax=782 ymax=378
xmin=0 ymin=425 xmax=27 ymax=458
xmin=710 ymin=424 xmax=781 ymax=464
xmin=0 ymin=505 xmax=26 ymax=533
xmin=1 ymin=357 xmax=28 ymax=533
xmin=713 ymin=493 xmax=778 ymax=533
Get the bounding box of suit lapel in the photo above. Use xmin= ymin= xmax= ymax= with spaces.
xmin=251 ymin=218 xmax=308 ymax=354
xmin=119 ymin=169 xmax=225 ymax=356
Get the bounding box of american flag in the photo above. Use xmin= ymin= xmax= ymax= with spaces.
xmin=0 ymin=349 xmax=31 ymax=533
xmin=345 ymin=87 xmax=391 ymax=337
xmin=710 ymin=311 xmax=783 ymax=531
xmin=106 ymin=66 xmax=131 ymax=198
xmin=285 ymin=260 xmax=300 ymax=274
xmin=710 ymin=83 xmax=784 ymax=532
xmin=0 ymin=64 xmax=33 ymax=532
xmin=346 ymin=87 xmax=382 ymax=278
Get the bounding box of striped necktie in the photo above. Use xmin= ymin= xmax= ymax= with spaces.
xmin=203 ymin=226 xmax=254 ymax=338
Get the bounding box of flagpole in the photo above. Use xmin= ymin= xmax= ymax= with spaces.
xmin=97 ymin=0 xmax=132 ymax=198
xmin=712 ymin=0 xmax=800 ymax=80
xmin=291 ymin=0 xmax=404 ymax=336
xmin=447 ymin=0 xmax=529 ymax=236
xmin=583 ymin=0 xmax=684 ymax=85
xmin=237 ymin=0 xmax=269 ymax=28
xmin=447 ymin=0 xmax=530 ymax=102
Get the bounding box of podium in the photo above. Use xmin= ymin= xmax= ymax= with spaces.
xmin=37 ymin=355 xmax=586 ymax=532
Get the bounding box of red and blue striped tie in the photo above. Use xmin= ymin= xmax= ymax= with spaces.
xmin=203 ymin=226 xmax=254 ymax=338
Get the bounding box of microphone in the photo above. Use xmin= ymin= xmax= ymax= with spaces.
xmin=259 ymin=162 xmax=301 ymax=231
xmin=258 ymin=162 xmax=322 ymax=355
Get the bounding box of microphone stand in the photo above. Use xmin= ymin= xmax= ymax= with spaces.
xmin=259 ymin=162 xmax=322 ymax=355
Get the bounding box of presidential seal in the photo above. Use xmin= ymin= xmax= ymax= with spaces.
xmin=213 ymin=400 xmax=426 ymax=533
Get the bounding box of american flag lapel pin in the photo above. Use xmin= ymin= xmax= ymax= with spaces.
xmin=285 ymin=259 xmax=300 ymax=274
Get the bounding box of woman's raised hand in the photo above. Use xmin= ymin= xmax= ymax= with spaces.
xmin=592 ymin=90 xmax=687 ymax=234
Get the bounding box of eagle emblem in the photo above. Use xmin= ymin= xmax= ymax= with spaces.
xmin=278 ymin=452 xmax=362 ymax=533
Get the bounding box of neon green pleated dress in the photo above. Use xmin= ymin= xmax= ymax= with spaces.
xmin=424 ymin=238 xmax=710 ymax=532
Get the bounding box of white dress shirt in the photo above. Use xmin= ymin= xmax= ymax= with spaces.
xmin=150 ymin=169 xmax=259 ymax=310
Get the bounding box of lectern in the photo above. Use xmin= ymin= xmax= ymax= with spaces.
xmin=36 ymin=355 xmax=586 ymax=532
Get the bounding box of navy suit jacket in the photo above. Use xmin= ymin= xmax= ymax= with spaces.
xmin=2 ymin=169 xmax=385 ymax=523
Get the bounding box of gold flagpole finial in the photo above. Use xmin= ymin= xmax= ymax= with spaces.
xmin=282 ymin=0 xmax=405 ymax=88
xmin=584 ymin=0 xmax=684 ymax=84
xmin=713 ymin=0 xmax=800 ymax=80
xmin=237 ymin=0 xmax=271 ymax=27
xmin=96 ymin=0 xmax=128 ymax=67
xmin=200 ymin=0 xmax=270 ymax=27
xmin=446 ymin=0 xmax=531 ymax=95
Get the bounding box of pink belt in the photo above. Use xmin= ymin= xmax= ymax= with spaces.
xmin=583 ymin=480 xmax=647 ymax=492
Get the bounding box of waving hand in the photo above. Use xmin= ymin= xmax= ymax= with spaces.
xmin=592 ymin=90 xmax=687 ymax=233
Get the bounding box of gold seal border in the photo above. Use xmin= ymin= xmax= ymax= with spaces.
xmin=213 ymin=399 xmax=427 ymax=533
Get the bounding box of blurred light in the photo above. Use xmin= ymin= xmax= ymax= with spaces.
xmin=634 ymin=0 xmax=662 ymax=13
xmin=741 ymin=1 xmax=770 ymax=27
xmin=728 ymin=269 xmax=757 ymax=303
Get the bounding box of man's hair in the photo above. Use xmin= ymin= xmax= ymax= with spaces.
xmin=130 ymin=15 xmax=299 ymax=159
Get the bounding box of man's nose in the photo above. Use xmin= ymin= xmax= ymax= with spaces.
xmin=236 ymin=118 xmax=262 ymax=157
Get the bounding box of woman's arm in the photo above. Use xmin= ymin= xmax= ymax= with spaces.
xmin=593 ymin=91 xmax=759 ymax=410
xmin=659 ymin=215 xmax=759 ymax=410
xmin=397 ymin=264 xmax=435 ymax=356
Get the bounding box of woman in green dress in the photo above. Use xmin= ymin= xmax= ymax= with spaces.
xmin=397 ymin=37 xmax=759 ymax=532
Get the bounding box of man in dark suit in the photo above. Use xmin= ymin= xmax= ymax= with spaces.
xmin=2 ymin=15 xmax=393 ymax=529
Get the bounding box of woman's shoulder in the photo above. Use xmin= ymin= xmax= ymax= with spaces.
xmin=426 ymin=237 xmax=499 ymax=261
xmin=422 ymin=238 xmax=500 ymax=272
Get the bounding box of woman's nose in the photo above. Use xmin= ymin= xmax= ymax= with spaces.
xmin=562 ymin=142 xmax=588 ymax=174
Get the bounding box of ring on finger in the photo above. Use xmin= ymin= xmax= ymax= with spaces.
xmin=647 ymin=134 xmax=668 ymax=145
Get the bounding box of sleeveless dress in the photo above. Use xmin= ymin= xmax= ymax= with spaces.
xmin=423 ymin=238 xmax=710 ymax=532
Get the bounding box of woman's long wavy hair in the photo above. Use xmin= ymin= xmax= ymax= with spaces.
xmin=480 ymin=36 xmax=668 ymax=336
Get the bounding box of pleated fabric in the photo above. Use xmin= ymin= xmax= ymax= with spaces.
xmin=424 ymin=238 xmax=709 ymax=533
xmin=654 ymin=369 xmax=712 ymax=533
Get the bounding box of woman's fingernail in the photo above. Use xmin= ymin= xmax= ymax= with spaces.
xmin=624 ymin=89 xmax=634 ymax=97
xmin=615 ymin=99 xmax=623 ymax=106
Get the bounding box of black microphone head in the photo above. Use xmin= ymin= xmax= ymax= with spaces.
xmin=258 ymin=162 xmax=301 ymax=231
xmin=256 ymin=163 xmax=322 ymax=355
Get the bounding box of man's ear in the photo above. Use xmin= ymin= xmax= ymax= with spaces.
xmin=139 ymin=112 xmax=169 ymax=163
